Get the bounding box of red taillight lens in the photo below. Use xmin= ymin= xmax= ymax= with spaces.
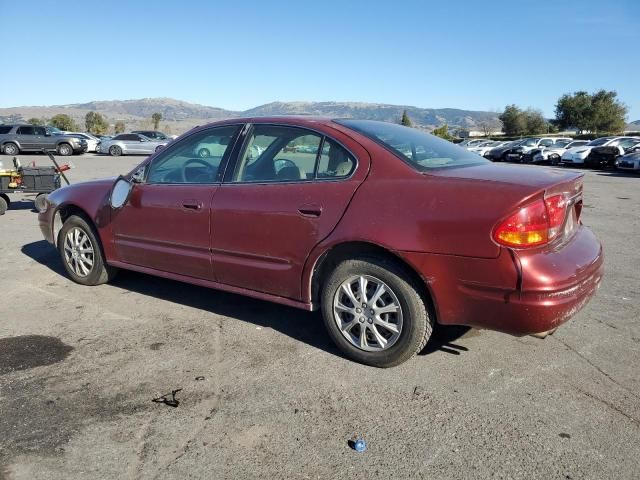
xmin=493 ymin=194 xmax=567 ymax=248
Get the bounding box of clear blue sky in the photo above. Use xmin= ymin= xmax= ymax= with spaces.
xmin=2 ymin=0 xmax=639 ymax=119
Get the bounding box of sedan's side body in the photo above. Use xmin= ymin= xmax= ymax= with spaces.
xmin=39 ymin=117 xmax=604 ymax=366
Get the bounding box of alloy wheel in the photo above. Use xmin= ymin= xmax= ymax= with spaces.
xmin=333 ymin=275 xmax=403 ymax=352
xmin=63 ymin=227 xmax=95 ymax=277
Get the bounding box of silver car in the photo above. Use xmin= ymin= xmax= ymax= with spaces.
xmin=100 ymin=133 xmax=167 ymax=156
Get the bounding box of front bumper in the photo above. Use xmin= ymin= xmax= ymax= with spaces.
xmin=399 ymin=225 xmax=604 ymax=336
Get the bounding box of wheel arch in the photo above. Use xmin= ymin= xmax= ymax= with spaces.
xmin=55 ymin=203 xmax=102 ymax=249
xmin=0 ymin=193 xmax=10 ymax=206
xmin=308 ymin=241 xmax=437 ymax=321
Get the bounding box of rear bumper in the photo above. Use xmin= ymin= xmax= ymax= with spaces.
xmin=398 ymin=225 xmax=604 ymax=336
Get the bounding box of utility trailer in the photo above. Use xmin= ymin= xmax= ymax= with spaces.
xmin=0 ymin=153 xmax=70 ymax=215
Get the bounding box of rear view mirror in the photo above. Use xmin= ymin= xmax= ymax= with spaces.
xmin=110 ymin=177 xmax=133 ymax=209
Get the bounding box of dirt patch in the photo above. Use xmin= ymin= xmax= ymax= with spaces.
xmin=0 ymin=335 xmax=73 ymax=375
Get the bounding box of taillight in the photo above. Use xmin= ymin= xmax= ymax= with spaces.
xmin=493 ymin=194 xmax=568 ymax=248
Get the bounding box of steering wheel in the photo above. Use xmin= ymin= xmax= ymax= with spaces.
xmin=274 ymin=158 xmax=296 ymax=173
xmin=182 ymin=158 xmax=215 ymax=183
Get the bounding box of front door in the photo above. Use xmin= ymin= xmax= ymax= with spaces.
xmin=112 ymin=124 xmax=242 ymax=279
xmin=211 ymin=124 xmax=367 ymax=300
xmin=16 ymin=126 xmax=36 ymax=150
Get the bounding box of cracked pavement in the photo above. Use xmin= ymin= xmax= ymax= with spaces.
xmin=0 ymin=154 xmax=639 ymax=479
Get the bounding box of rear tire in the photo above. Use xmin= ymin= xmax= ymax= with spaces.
xmin=58 ymin=215 xmax=118 ymax=286
xmin=109 ymin=145 xmax=122 ymax=156
xmin=34 ymin=193 xmax=48 ymax=213
xmin=321 ymin=257 xmax=432 ymax=368
xmin=0 ymin=196 xmax=8 ymax=215
xmin=57 ymin=143 xmax=73 ymax=156
xmin=3 ymin=142 xmax=19 ymax=155
xmin=198 ymin=148 xmax=210 ymax=158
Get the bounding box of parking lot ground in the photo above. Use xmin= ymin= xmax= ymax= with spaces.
xmin=1 ymin=153 xmax=639 ymax=479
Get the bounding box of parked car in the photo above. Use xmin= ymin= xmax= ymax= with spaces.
xmin=38 ymin=117 xmax=603 ymax=367
xmin=531 ymin=140 xmax=589 ymax=165
xmin=458 ymin=139 xmax=488 ymax=149
xmin=585 ymin=138 xmax=640 ymax=169
xmin=505 ymin=137 xmax=573 ymax=163
xmin=485 ymin=139 xmax=525 ymax=161
xmin=615 ymin=151 xmax=640 ymax=171
xmin=131 ymin=130 xmax=173 ymax=141
xmin=468 ymin=141 xmax=508 ymax=157
xmin=64 ymin=132 xmax=100 ymax=152
xmin=99 ymin=133 xmax=168 ymax=156
xmin=0 ymin=124 xmax=87 ymax=156
xmin=561 ymin=136 xmax=637 ymax=165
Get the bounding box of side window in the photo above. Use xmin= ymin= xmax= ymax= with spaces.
xmin=17 ymin=126 xmax=35 ymax=135
xmin=317 ymin=139 xmax=356 ymax=178
xmin=539 ymin=139 xmax=554 ymax=147
xmin=232 ymin=126 xmax=321 ymax=183
xmin=146 ymin=125 xmax=240 ymax=184
xmin=34 ymin=127 xmax=47 ymax=135
xmin=113 ymin=135 xmax=126 ymax=141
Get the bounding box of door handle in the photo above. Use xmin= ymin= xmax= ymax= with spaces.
xmin=298 ymin=205 xmax=322 ymax=217
xmin=182 ymin=202 xmax=203 ymax=211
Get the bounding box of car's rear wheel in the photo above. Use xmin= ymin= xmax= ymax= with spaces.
xmin=549 ymin=154 xmax=560 ymax=166
xmin=321 ymin=257 xmax=432 ymax=367
xmin=34 ymin=193 xmax=47 ymax=213
xmin=109 ymin=145 xmax=122 ymax=156
xmin=3 ymin=142 xmax=19 ymax=155
xmin=58 ymin=215 xmax=118 ymax=286
xmin=57 ymin=143 xmax=73 ymax=156
xmin=0 ymin=195 xmax=8 ymax=215
xmin=198 ymin=148 xmax=210 ymax=158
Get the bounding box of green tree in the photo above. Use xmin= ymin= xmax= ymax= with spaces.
xmin=432 ymin=124 xmax=453 ymax=141
xmin=85 ymin=111 xmax=109 ymax=135
xmin=27 ymin=117 xmax=46 ymax=126
xmin=589 ymin=89 xmax=627 ymax=133
xmin=499 ymin=104 xmax=527 ymax=136
xmin=48 ymin=114 xmax=78 ymax=131
xmin=400 ymin=110 xmax=413 ymax=127
xmin=524 ymin=108 xmax=548 ymax=135
xmin=151 ymin=112 xmax=162 ymax=130
xmin=555 ymin=90 xmax=627 ymax=134
xmin=114 ymin=121 xmax=126 ymax=134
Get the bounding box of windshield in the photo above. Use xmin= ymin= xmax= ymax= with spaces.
xmin=522 ymin=138 xmax=539 ymax=147
xmin=587 ymin=137 xmax=613 ymax=147
xmin=336 ymin=120 xmax=488 ymax=170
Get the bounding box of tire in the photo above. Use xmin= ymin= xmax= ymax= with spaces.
xmin=3 ymin=142 xmax=19 ymax=155
xmin=198 ymin=148 xmax=210 ymax=158
xmin=58 ymin=215 xmax=118 ymax=286
xmin=549 ymin=154 xmax=560 ymax=166
xmin=109 ymin=145 xmax=122 ymax=156
xmin=34 ymin=193 xmax=48 ymax=213
xmin=57 ymin=143 xmax=73 ymax=156
xmin=321 ymin=257 xmax=432 ymax=368
xmin=0 ymin=196 xmax=8 ymax=215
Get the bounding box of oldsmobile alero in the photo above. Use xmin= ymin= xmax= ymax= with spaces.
xmin=38 ymin=117 xmax=604 ymax=367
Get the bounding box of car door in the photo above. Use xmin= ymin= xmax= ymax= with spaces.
xmin=210 ymin=123 xmax=369 ymax=300
xmin=31 ymin=126 xmax=49 ymax=149
xmin=16 ymin=126 xmax=36 ymax=150
xmin=112 ymin=124 xmax=242 ymax=279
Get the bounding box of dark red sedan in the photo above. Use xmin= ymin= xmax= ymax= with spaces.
xmin=38 ymin=118 xmax=604 ymax=367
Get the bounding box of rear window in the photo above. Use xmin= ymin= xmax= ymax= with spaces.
xmin=0 ymin=126 xmax=12 ymax=134
xmin=336 ymin=119 xmax=487 ymax=170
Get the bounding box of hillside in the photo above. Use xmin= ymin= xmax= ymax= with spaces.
xmin=0 ymin=97 xmax=502 ymax=134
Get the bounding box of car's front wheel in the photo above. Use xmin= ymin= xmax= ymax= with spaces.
xmin=57 ymin=143 xmax=73 ymax=156
xmin=321 ymin=257 xmax=432 ymax=367
xmin=58 ymin=215 xmax=118 ymax=285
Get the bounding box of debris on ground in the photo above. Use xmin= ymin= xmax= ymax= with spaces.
xmin=152 ymin=388 xmax=182 ymax=408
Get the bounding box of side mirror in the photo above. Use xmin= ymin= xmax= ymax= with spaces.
xmin=110 ymin=177 xmax=133 ymax=209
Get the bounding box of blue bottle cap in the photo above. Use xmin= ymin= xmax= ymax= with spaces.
xmin=354 ymin=438 xmax=366 ymax=452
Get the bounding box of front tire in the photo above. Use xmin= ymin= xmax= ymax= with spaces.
xmin=34 ymin=193 xmax=47 ymax=213
xmin=57 ymin=143 xmax=73 ymax=156
xmin=109 ymin=145 xmax=122 ymax=156
xmin=0 ymin=196 xmax=8 ymax=215
xmin=198 ymin=148 xmax=210 ymax=158
xmin=58 ymin=215 xmax=118 ymax=285
xmin=321 ymin=257 xmax=432 ymax=367
xmin=3 ymin=142 xmax=19 ymax=155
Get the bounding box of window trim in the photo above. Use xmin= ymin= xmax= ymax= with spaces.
xmin=143 ymin=123 xmax=244 ymax=186
xmin=223 ymin=122 xmax=358 ymax=185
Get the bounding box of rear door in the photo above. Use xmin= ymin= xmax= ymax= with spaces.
xmin=210 ymin=123 xmax=369 ymax=300
xmin=16 ymin=126 xmax=36 ymax=150
xmin=112 ymin=124 xmax=242 ymax=279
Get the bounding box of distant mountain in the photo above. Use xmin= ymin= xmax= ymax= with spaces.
xmin=0 ymin=97 xmax=502 ymax=134
xmin=626 ymin=120 xmax=640 ymax=131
